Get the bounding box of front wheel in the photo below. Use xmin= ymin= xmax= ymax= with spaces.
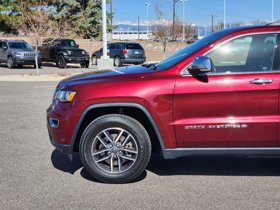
xmin=57 ymin=55 xmax=67 ymax=68
xmin=79 ymin=114 xmax=151 ymax=184
xmin=81 ymin=62 xmax=89 ymax=68
xmin=114 ymin=56 xmax=122 ymax=67
xmin=91 ymin=55 xmax=97 ymax=65
xmin=7 ymin=57 xmax=15 ymax=69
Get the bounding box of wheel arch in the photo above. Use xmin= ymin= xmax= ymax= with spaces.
xmin=71 ymin=103 xmax=165 ymax=154
xmin=57 ymin=52 xmax=65 ymax=57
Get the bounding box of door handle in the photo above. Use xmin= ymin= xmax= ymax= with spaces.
xmin=250 ymin=78 xmax=273 ymax=84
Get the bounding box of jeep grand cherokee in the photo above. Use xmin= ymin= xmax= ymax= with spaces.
xmin=47 ymin=23 xmax=280 ymax=183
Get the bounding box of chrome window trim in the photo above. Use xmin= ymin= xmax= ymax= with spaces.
xmin=181 ymin=31 xmax=280 ymax=77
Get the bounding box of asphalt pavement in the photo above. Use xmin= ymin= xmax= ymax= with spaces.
xmin=0 ymin=62 xmax=96 ymax=75
xmin=1 ymin=66 xmax=280 ymax=209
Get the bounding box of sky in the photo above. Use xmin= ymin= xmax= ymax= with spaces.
xmin=111 ymin=0 xmax=280 ymax=26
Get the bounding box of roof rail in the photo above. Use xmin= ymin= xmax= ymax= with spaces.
xmin=266 ymin=22 xmax=280 ymax=26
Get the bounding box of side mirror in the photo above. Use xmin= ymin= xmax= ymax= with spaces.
xmin=187 ymin=56 xmax=215 ymax=75
xmin=100 ymin=48 xmax=103 ymax=52
xmin=76 ymin=44 xmax=79 ymax=48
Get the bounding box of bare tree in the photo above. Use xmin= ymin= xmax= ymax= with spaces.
xmin=17 ymin=0 xmax=59 ymax=75
xmin=184 ymin=24 xmax=196 ymax=40
xmin=152 ymin=4 xmax=172 ymax=59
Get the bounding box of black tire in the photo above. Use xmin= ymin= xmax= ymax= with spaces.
xmin=34 ymin=64 xmax=42 ymax=69
xmin=79 ymin=114 xmax=151 ymax=184
xmin=81 ymin=62 xmax=89 ymax=68
xmin=57 ymin=55 xmax=67 ymax=68
xmin=92 ymin=55 xmax=97 ymax=65
xmin=114 ymin=56 xmax=122 ymax=67
xmin=7 ymin=56 xmax=15 ymax=69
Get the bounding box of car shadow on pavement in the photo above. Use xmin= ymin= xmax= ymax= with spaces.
xmin=42 ymin=62 xmax=81 ymax=68
xmin=147 ymin=154 xmax=280 ymax=177
xmin=51 ymin=149 xmax=82 ymax=174
xmin=51 ymin=149 xmax=147 ymax=183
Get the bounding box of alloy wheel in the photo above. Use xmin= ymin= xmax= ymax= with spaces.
xmin=91 ymin=127 xmax=138 ymax=174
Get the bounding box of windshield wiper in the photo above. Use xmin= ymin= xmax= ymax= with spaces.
xmin=142 ymin=63 xmax=158 ymax=70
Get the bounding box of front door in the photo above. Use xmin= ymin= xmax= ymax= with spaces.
xmin=174 ymin=33 xmax=280 ymax=148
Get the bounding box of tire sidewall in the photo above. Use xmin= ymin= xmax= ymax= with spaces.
xmin=7 ymin=57 xmax=14 ymax=69
xmin=92 ymin=56 xmax=97 ymax=65
xmin=57 ymin=55 xmax=66 ymax=68
xmin=114 ymin=57 xmax=121 ymax=67
xmin=80 ymin=115 xmax=151 ymax=183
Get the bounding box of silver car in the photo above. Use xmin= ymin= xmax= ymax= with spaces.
xmin=0 ymin=40 xmax=42 ymax=69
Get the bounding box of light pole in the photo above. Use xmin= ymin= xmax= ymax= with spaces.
xmin=224 ymin=0 xmax=226 ymax=29
xmin=102 ymin=0 xmax=108 ymax=58
xmin=272 ymin=0 xmax=274 ymax=22
xmin=145 ymin=1 xmax=150 ymax=40
xmin=180 ymin=0 xmax=187 ymax=41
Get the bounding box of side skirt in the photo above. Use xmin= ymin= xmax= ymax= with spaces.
xmin=162 ymin=148 xmax=280 ymax=159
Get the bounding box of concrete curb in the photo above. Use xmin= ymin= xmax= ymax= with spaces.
xmin=0 ymin=74 xmax=70 ymax=82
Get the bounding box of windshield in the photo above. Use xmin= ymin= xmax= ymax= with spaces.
xmin=126 ymin=43 xmax=143 ymax=50
xmin=154 ymin=28 xmax=240 ymax=71
xmin=8 ymin=42 xmax=33 ymax=50
xmin=60 ymin=40 xmax=77 ymax=47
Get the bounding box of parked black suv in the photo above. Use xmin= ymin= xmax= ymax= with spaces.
xmin=39 ymin=39 xmax=90 ymax=68
xmin=91 ymin=42 xmax=146 ymax=67
xmin=0 ymin=40 xmax=42 ymax=69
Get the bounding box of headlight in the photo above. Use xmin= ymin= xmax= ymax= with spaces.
xmin=14 ymin=52 xmax=23 ymax=56
xmin=67 ymin=51 xmax=72 ymax=55
xmin=54 ymin=90 xmax=76 ymax=102
xmin=82 ymin=51 xmax=86 ymax=55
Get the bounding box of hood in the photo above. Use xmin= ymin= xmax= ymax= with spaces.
xmin=59 ymin=65 xmax=152 ymax=88
xmin=12 ymin=48 xmax=34 ymax=53
xmin=60 ymin=47 xmax=83 ymax=51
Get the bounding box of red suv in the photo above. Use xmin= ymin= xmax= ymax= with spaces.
xmin=47 ymin=24 xmax=280 ymax=183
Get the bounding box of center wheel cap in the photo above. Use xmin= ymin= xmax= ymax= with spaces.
xmin=111 ymin=146 xmax=119 ymax=154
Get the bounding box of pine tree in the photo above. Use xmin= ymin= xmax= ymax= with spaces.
xmin=0 ymin=0 xmax=18 ymax=34
xmin=54 ymin=0 xmax=112 ymax=39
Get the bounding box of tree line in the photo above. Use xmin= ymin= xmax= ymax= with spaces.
xmin=0 ymin=0 xmax=113 ymax=39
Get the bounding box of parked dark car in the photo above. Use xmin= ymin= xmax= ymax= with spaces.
xmin=91 ymin=42 xmax=146 ymax=67
xmin=0 ymin=40 xmax=42 ymax=69
xmin=39 ymin=39 xmax=90 ymax=68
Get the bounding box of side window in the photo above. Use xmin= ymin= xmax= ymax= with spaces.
xmin=2 ymin=42 xmax=8 ymax=49
xmin=0 ymin=42 xmax=3 ymax=48
xmin=206 ymin=33 xmax=278 ymax=73
xmin=54 ymin=40 xmax=61 ymax=46
xmin=109 ymin=44 xmax=115 ymax=50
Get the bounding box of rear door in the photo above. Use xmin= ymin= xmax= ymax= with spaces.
xmin=108 ymin=44 xmax=116 ymax=58
xmin=174 ymin=33 xmax=280 ymax=148
xmin=0 ymin=41 xmax=4 ymax=61
xmin=2 ymin=42 xmax=9 ymax=61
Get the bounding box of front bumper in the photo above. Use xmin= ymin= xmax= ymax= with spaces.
xmin=48 ymin=130 xmax=74 ymax=160
xmin=15 ymin=57 xmax=42 ymax=65
xmin=122 ymin=57 xmax=146 ymax=64
xmin=46 ymin=101 xmax=80 ymax=160
xmin=64 ymin=55 xmax=90 ymax=64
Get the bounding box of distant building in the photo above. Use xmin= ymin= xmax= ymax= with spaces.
xmin=112 ymin=31 xmax=152 ymax=40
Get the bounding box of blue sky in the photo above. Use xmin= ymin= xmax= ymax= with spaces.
xmin=112 ymin=0 xmax=280 ymax=26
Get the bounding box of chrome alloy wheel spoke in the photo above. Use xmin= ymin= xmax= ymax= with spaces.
xmin=92 ymin=148 xmax=110 ymax=156
xmin=102 ymin=131 xmax=114 ymax=144
xmin=119 ymin=154 xmax=136 ymax=162
xmin=121 ymin=148 xmax=138 ymax=154
xmin=95 ymin=154 xmax=111 ymax=163
xmin=92 ymin=128 xmax=138 ymax=174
